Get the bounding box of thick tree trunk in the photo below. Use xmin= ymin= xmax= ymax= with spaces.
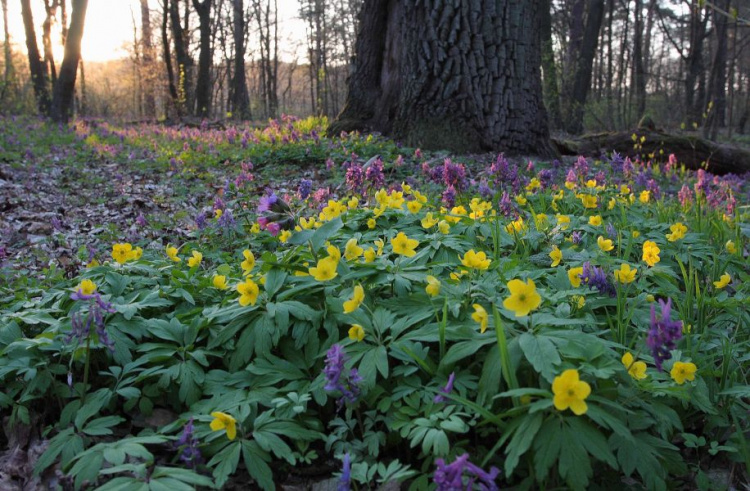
xmin=161 ymin=0 xmax=179 ymax=116
xmin=230 ymin=0 xmax=250 ymax=119
xmin=192 ymin=0 xmax=212 ymax=117
xmin=50 ymin=0 xmax=88 ymax=123
xmin=21 ymin=0 xmax=51 ymax=114
xmin=562 ymin=0 xmax=605 ymax=135
xmin=140 ymin=0 xmax=156 ymax=118
xmin=331 ymin=0 xmax=555 ymax=156
xmin=685 ymin=0 xmax=707 ymax=125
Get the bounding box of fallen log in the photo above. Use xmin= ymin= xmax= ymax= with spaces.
xmin=552 ymin=129 xmax=750 ymax=175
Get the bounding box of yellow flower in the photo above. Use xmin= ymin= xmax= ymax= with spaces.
xmin=348 ymin=197 xmax=359 ymax=209
xmin=549 ymin=245 xmax=562 ymax=267
xmin=725 ymin=240 xmax=736 ymax=254
xmin=367 ymin=218 xmax=376 ymax=230
xmin=585 ymin=179 xmax=597 ymax=188
xmin=309 ymin=256 xmax=338 ymax=282
xmin=713 ymin=273 xmax=731 ymax=289
xmin=460 ymin=249 xmax=491 ymax=270
xmin=76 ymin=279 xmax=97 ymax=296
xmin=502 ymin=279 xmax=542 ymax=317
xmin=568 ymin=267 xmax=583 ymax=288
xmin=670 ymin=361 xmax=697 ymax=385
xmin=391 ymin=232 xmax=419 ymax=257
xmin=348 ymin=324 xmax=365 ymax=342
xmin=506 ymin=217 xmax=526 ymax=234
xmin=515 ymin=195 xmax=527 ymax=206
xmin=580 ymin=195 xmax=597 ymax=209
xmin=187 ymin=251 xmax=203 ymax=268
xmin=621 ymin=352 xmax=647 ymax=380
xmin=326 ymin=244 xmax=342 ymax=262
xmin=589 ymin=215 xmax=602 ymax=226
xmin=642 ymin=241 xmax=660 ymax=267
xmin=425 ymin=275 xmax=441 ymax=297
xmin=407 ymin=201 xmax=423 ymax=214
xmin=300 ymin=217 xmax=316 ymax=230
xmin=556 ymin=214 xmax=570 ymax=230
xmin=421 ymin=212 xmax=438 ymax=229
xmin=363 ymin=248 xmax=376 ymax=263
xmin=552 ymin=369 xmax=591 ymax=415
xmin=166 ymin=245 xmax=181 ymax=262
xmin=241 ymin=249 xmax=255 ymax=274
xmin=343 ymin=285 xmax=365 ymax=313
xmin=620 ymin=184 xmax=630 ymax=195
xmin=639 ymin=190 xmax=650 ymax=204
xmin=608 ymin=198 xmax=616 ymax=210
xmin=344 ymin=238 xmax=364 ymax=261
xmin=210 ymin=412 xmax=237 ymax=440
xmin=471 ymin=304 xmax=488 ymax=333
xmin=438 ymin=220 xmax=451 ymax=234
xmin=112 ymin=243 xmax=134 ymax=264
xmin=597 ymin=236 xmax=614 ymax=252
xmin=237 ymin=278 xmax=259 ymax=306
xmin=86 ymin=259 xmax=100 ymax=268
xmin=213 ymin=275 xmax=228 ymax=290
xmin=131 ymin=247 xmax=143 ymax=261
xmin=632 ymin=230 xmax=641 ymax=238
xmin=374 ymin=240 xmax=384 ymax=256
xmin=571 ymin=295 xmax=585 ymax=309
xmin=250 ymin=223 xmax=261 ymax=233
xmin=279 ymin=230 xmax=292 ymax=243
xmin=214 ymin=209 xmax=223 ymax=219
xmin=614 ymin=263 xmax=637 ymax=284
xmin=666 ymin=222 xmax=687 ymax=242
xmin=646 ymin=294 xmax=655 ymax=302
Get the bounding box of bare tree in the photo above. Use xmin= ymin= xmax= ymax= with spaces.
xmin=51 ymin=0 xmax=88 ymax=122
xmin=141 ymin=0 xmax=156 ymax=118
xmin=21 ymin=0 xmax=51 ymax=113
xmin=193 ymin=0 xmax=213 ymax=117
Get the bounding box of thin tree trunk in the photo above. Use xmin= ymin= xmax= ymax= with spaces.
xmin=192 ymin=0 xmax=212 ymax=117
xmin=21 ymin=0 xmax=51 ymax=114
xmin=703 ymin=0 xmax=729 ymax=140
xmin=2 ymin=0 xmax=13 ymax=89
xmin=42 ymin=0 xmax=57 ymax=85
xmin=51 ymin=0 xmax=88 ymax=123
xmin=140 ymin=0 xmax=156 ymax=118
xmin=170 ymin=0 xmax=192 ymax=113
xmin=631 ymin=0 xmax=647 ymax=119
xmin=231 ymin=0 xmax=250 ymax=118
xmin=540 ymin=0 xmax=561 ymax=129
xmin=161 ymin=0 xmax=179 ymax=116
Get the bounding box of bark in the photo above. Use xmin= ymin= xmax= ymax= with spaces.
xmin=685 ymin=0 xmax=708 ymax=124
xmin=21 ymin=0 xmax=51 ymax=114
xmin=192 ymin=0 xmax=212 ymax=117
xmin=331 ymin=0 xmax=555 ymax=156
xmin=631 ymin=0 xmax=646 ymax=120
xmin=42 ymin=0 xmax=57 ymax=85
xmin=540 ymin=0 xmax=561 ymax=129
xmin=2 ymin=0 xmax=13 ymax=88
xmin=140 ymin=0 xmax=156 ymax=118
xmin=231 ymin=0 xmax=250 ymax=118
xmin=562 ymin=0 xmax=605 ymax=134
xmin=50 ymin=0 xmax=88 ymax=123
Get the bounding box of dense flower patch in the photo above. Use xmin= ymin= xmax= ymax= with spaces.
xmin=1 ymin=121 xmax=749 ymax=489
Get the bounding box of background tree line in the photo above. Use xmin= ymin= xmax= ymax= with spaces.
xmin=0 ymin=0 xmax=749 ymax=141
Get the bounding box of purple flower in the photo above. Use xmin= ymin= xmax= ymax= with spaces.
xmin=606 ymin=222 xmax=616 ymax=239
xmin=52 ymin=217 xmax=64 ymax=232
xmin=574 ymin=156 xmax=589 ymax=179
xmin=442 ymin=185 xmax=457 ymax=208
xmin=217 ymin=208 xmax=236 ymax=231
xmin=442 ymin=158 xmax=467 ymax=191
xmin=647 ymin=298 xmax=683 ymax=371
xmin=678 ymin=185 xmax=693 ymax=207
xmin=346 ymin=164 xmax=364 ymax=193
xmin=570 ymin=231 xmax=582 ymax=245
xmin=478 ymin=181 xmax=493 ymax=201
xmin=323 ymin=345 xmax=363 ymax=408
xmin=498 ymin=192 xmax=514 ymax=218
xmin=365 ymin=157 xmax=385 ymax=190
xmin=135 ymin=214 xmax=148 ymax=227
xmin=434 ymin=454 xmax=500 ymax=491
xmin=175 ymin=418 xmax=203 ymax=469
xmin=266 ymin=222 xmax=281 ymax=236
xmin=338 ymin=453 xmax=351 ymax=491
xmin=538 ymin=169 xmax=553 ymax=189
xmin=195 ymin=212 xmax=208 ymax=230
xmin=67 ymin=293 xmax=116 ymax=351
xmin=258 ymin=192 xmax=279 ymax=213
xmin=297 ymin=179 xmax=313 ymax=200
xmin=579 ymin=262 xmax=615 ymax=297
xmin=434 ymin=372 xmax=455 ymax=403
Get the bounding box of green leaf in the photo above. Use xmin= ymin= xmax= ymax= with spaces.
xmin=375 ymin=345 xmax=389 ymax=378
xmin=82 ymin=416 xmax=125 ymax=436
xmin=310 ymin=217 xmax=344 ymax=251
xmin=241 ymin=440 xmax=274 ymax=491
xmin=518 ymin=332 xmax=560 ymax=382
xmin=34 ymin=428 xmax=75 ymax=475
xmin=208 ymin=442 xmax=241 ymax=489
xmin=441 ymin=337 xmax=495 ymax=366
xmin=505 ymin=412 xmax=544 ymax=476
xmin=533 ymin=418 xmax=562 ymax=482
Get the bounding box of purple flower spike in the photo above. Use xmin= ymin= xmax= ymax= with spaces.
xmin=647 ymin=298 xmax=683 ymax=371
xmin=434 ymin=372 xmax=456 ymax=403
xmin=434 ymin=453 xmax=500 ymax=491
xmin=338 ymin=453 xmax=351 ymax=491
xmin=323 ymin=345 xmax=363 ymax=408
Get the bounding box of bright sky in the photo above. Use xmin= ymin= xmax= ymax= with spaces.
xmin=6 ymin=0 xmax=305 ymax=63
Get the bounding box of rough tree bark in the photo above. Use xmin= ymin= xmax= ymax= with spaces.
xmin=160 ymin=0 xmax=179 ymax=116
xmin=703 ymin=0 xmax=729 ymax=141
xmin=540 ymin=0 xmax=561 ymax=129
xmin=230 ymin=0 xmax=250 ymax=119
xmin=21 ymin=0 xmax=51 ymax=114
xmin=42 ymin=0 xmax=57 ymax=85
xmin=2 ymin=0 xmax=13 ymax=90
xmin=192 ymin=0 xmax=212 ymax=117
xmin=330 ymin=0 xmax=556 ymax=156
xmin=170 ymin=0 xmax=192 ymax=113
xmin=50 ymin=0 xmax=88 ymax=122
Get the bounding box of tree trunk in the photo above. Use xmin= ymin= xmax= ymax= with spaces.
xmin=21 ymin=0 xmax=51 ymax=114
xmin=703 ymin=0 xmax=729 ymax=141
xmin=331 ymin=0 xmax=555 ymax=156
xmin=562 ymin=0 xmax=605 ymax=134
xmin=42 ymin=0 xmax=57 ymax=86
xmin=50 ymin=0 xmax=88 ymax=123
xmin=685 ymin=0 xmax=707 ymax=125
xmin=140 ymin=0 xmax=156 ymax=118
xmin=231 ymin=0 xmax=250 ymax=118
xmin=170 ymin=0 xmax=192 ymax=113
xmin=540 ymin=0 xmax=561 ymax=129
xmin=160 ymin=0 xmax=179 ymax=116
xmin=2 ymin=0 xmax=13 ymax=89
xmin=631 ymin=0 xmax=646 ymax=120
xmin=192 ymin=0 xmax=212 ymax=117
